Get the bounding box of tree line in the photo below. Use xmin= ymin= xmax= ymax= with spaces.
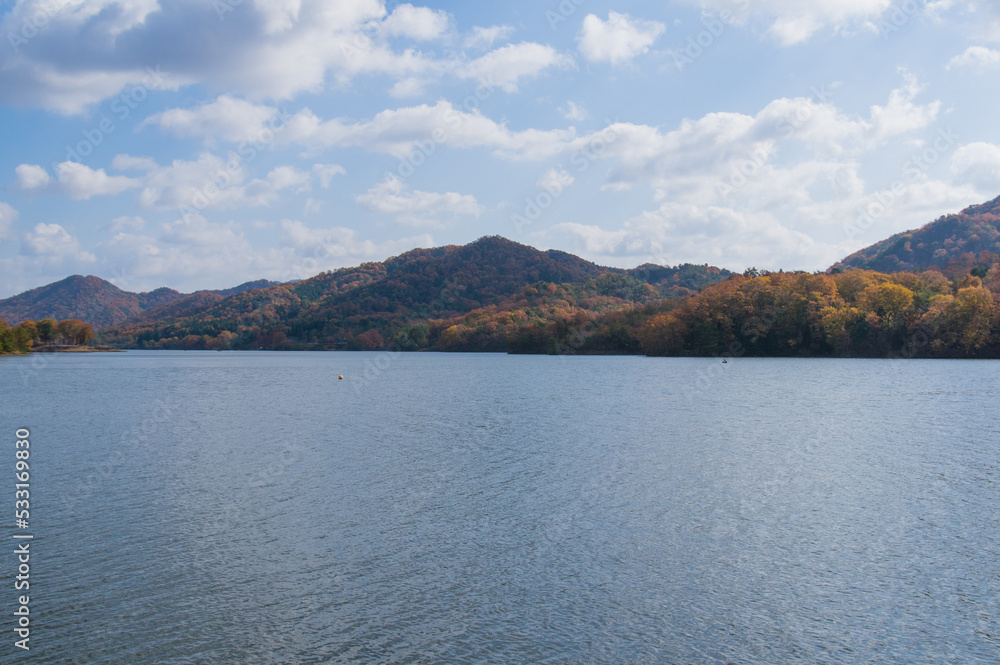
xmin=0 ymin=318 xmax=94 ymax=355
xmin=96 ymin=260 xmax=1000 ymax=359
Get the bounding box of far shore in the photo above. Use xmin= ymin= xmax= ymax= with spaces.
xmin=32 ymin=345 xmax=124 ymax=353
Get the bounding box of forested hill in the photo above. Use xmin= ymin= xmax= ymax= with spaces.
xmin=103 ymin=236 xmax=732 ymax=350
xmin=0 ymin=276 xmax=280 ymax=328
xmin=833 ymin=195 xmax=1000 ymax=274
xmin=0 ymin=276 xmax=182 ymax=329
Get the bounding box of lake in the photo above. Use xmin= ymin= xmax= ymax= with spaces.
xmin=2 ymin=351 xmax=998 ymax=664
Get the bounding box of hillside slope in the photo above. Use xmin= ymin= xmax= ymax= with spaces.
xmin=0 ymin=277 xmax=281 ymax=328
xmin=0 ymin=276 xmax=183 ymax=328
xmin=104 ymin=236 xmax=732 ymax=349
xmin=833 ymin=195 xmax=1000 ymax=275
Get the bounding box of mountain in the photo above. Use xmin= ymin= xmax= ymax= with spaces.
xmin=832 ymin=195 xmax=1000 ymax=275
xmin=0 ymin=276 xmax=281 ymax=329
xmin=0 ymin=276 xmax=183 ymax=328
xmin=104 ymin=236 xmax=733 ymax=350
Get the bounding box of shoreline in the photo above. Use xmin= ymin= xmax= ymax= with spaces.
xmin=31 ymin=345 xmax=124 ymax=353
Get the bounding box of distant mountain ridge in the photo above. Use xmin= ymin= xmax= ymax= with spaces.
xmin=102 ymin=236 xmax=732 ymax=349
xmin=833 ymin=194 xmax=1000 ymax=274
xmin=10 ymin=191 xmax=1000 ymax=350
xmin=0 ymin=276 xmax=279 ymax=328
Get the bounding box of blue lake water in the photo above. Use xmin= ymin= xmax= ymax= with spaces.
xmin=2 ymin=351 xmax=998 ymax=664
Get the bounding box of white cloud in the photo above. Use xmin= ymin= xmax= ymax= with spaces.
xmin=578 ymin=12 xmax=666 ymax=65
xmin=381 ymin=3 xmax=449 ymax=40
xmin=145 ymin=95 xmax=283 ymax=143
xmin=867 ymin=71 xmax=941 ymax=143
xmin=107 ymin=216 xmax=146 ymax=233
xmin=15 ymin=164 xmax=51 ymax=191
xmin=0 ymin=0 xmax=440 ymax=113
xmin=356 ymin=176 xmax=484 ymax=227
xmin=14 ymin=153 xmax=312 ymax=211
xmin=137 ymin=155 xmax=310 ymax=210
xmin=276 ymin=219 xmax=435 ymax=280
xmin=459 ymin=42 xmax=573 ymax=92
xmin=561 ymin=101 xmax=588 ymax=121
xmin=16 ymin=162 xmax=142 ymax=199
xmin=587 ymin=75 xmax=939 ymax=201
xmin=542 ymin=75 xmax=964 ymax=271
xmin=464 ymin=25 xmax=515 ymax=50
xmin=97 ymin=214 xmax=259 ymax=289
xmin=54 ymin=162 xmax=143 ymax=200
xmin=947 ymin=46 xmax=1000 ymax=70
xmin=389 ymin=77 xmax=428 ymax=97
xmin=554 ymin=203 xmax=817 ymax=270
xmin=313 ymin=164 xmax=347 ymax=188
xmin=254 ymin=0 xmax=304 ymax=35
xmin=951 ymin=142 xmax=1000 ymax=191
xmin=22 ymin=223 xmax=97 ymax=262
xmin=0 ymin=203 xmax=18 ymax=237
xmin=537 ymin=168 xmax=575 ymax=192
xmin=280 ymin=100 xmax=577 ymax=160
xmin=692 ymin=0 xmax=893 ymax=45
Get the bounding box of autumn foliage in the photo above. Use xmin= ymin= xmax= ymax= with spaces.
xmin=635 ymin=268 xmax=1000 ymax=358
xmin=0 ymin=317 xmax=93 ymax=354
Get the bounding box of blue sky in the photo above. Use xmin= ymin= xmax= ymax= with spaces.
xmin=1 ymin=0 xmax=999 ymax=297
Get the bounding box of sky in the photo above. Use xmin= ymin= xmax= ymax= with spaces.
xmin=0 ymin=0 xmax=999 ymax=297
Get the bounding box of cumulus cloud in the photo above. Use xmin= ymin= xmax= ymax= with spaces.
xmin=458 ymin=42 xmax=573 ymax=91
xmin=0 ymin=1 xmax=571 ymax=115
xmin=145 ymin=95 xmax=284 ymax=143
xmin=951 ymin=142 xmax=1000 ymax=191
xmin=22 ymin=223 xmax=97 ymax=262
xmin=947 ymin=46 xmax=1000 ymax=70
xmin=356 ymin=176 xmax=484 ymax=227
xmin=0 ymin=0 xmax=438 ymax=113
xmin=15 ymin=164 xmax=51 ymax=191
xmin=537 ymin=168 xmax=575 ymax=192
xmin=275 ymin=219 xmax=435 ymax=280
xmin=0 ymin=203 xmax=18 ymax=237
xmin=106 ymin=216 xmax=147 ymax=233
xmin=136 ymin=154 xmax=310 ymax=210
xmin=278 ymin=100 xmax=578 ymax=160
xmin=585 ymin=75 xmax=940 ymax=201
xmin=561 ymin=101 xmax=588 ymax=121
xmin=381 ymin=3 xmax=449 ymax=40
xmin=464 ymin=25 xmax=515 ymax=49
xmin=14 ymin=154 xmax=311 ymax=210
xmin=578 ymin=12 xmax=666 ymax=65
xmin=55 ymin=162 xmax=143 ymax=200
xmin=16 ymin=162 xmax=141 ymax=199
xmin=313 ymin=164 xmax=347 ymax=188
xmin=542 ymin=76 xmax=964 ymax=271
xmin=692 ymin=0 xmax=893 ymax=45
xmin=554 ymin=203 xmax=817 ymax=270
